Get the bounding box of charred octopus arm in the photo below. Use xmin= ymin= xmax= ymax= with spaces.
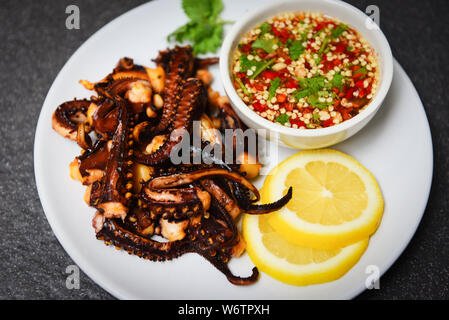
xmin=51 ymin=45 xmax=293 ymax=286
xmin=133 ymin=77 xmax=207 ymax=165
xmin=52 ymin=99 xmax=91 ymax=140
xmin=153 ymin=46 xmax=195 ymax=134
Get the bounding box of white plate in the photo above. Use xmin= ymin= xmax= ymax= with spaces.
xmin=34 ymin=0 xmax=433 ymax=299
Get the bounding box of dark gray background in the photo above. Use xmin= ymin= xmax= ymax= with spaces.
xmin=0 ymin=0 xmax=447 ymax=300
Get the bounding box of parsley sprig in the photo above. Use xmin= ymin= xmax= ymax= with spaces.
xmin=167 ymin=0 xmax=231 ymax=54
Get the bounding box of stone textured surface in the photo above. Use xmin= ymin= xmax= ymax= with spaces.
xmin=0 ymin=0 xmax=447 ymax=300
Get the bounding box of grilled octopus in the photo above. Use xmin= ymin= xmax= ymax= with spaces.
xmin=51 ymin=46 xmax=292 ymax=285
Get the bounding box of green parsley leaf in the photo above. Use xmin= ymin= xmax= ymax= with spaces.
xmin=251 ymin=38 xmax=276 ymax=53
xmin=293 ymin=89 xmax=309 ymax=101
xmin=239 ymin=55 xmax=276 ymax=80
xmin=268 ymin=77 xmax=281 ymax=100
xmin=347 ymin=46 xmax=353 ymax=51
xmin=235 ymin=77 xmax=252 ymax=99
xmin=308 ymin=94 xmax=328 ymax=109
xmin=318 ymin=37 xmax=330 ymax=55
xmin=168 ymin=0 xmax=230 ymax=54
xmin=331 ymin=73 xmax=344 ymax=91
xmin=331 ymin=23 xmax=349 ymax=39
xmin=297 ymin=76 xmax=325 ymax=94
xmin=182 ymin=0 xmax=223 ymax=21
xmin=192 ymin=23 xmax=223 ymax=54
xmin=353 ymin=67 xmax=368 ymax=77
xmin=289 ymin=40 xmax=304 ymax=60
xmin=313 ymin=113 xmax=320 ymax=122
xmin=249 ymin=58 xmax=276 ymax=79
xmin=259 ymin=22 xmax=272 ymax=36
xmin=275 ymin=113 xmax=290 ymax=125
xmin=239 ymin=54 xmax=264 ymax=73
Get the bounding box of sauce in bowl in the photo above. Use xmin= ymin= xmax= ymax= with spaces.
xmin=231 ymin=12 xmax=379 ymax=129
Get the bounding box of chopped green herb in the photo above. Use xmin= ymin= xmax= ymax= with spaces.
xmin=297 ymin=76 xmax=325 ymax=94
xmin=259 ymin=22 xmax=271 ymax=36
xmin=313 ymin=113 xmax=320 ymax=122
xmin=167 ymin=0 xmax=231 ymax=54
xmin=331 ymin=73 xmax=344 ymax=91
xmin=353 ymin=66 xmax=368 ymax=77
xmin=347 ymin=46 xmax=353 ymax=51
xmin=289 ymin=40 xmax=305 ymax=60
xmin=308 ymin=94 xmax=328 ymax=109
xmin=249 ymin=58 xmax=276 ymax=79
xmin=293 ymin=89 xmax=309 ymax=101
xmin=275 ymin=113 xmax=290 ymax=125
xmin=268 ymin=77 xmax=281 ymax=100
xmin=251 ymin=37 xmax=276 ymax=53
xmin=318 ymin=37 xmax=330 ymax=55
xmin=331 ymin=23 xmax=349 ymax=39
xmin=239 ymin=54 xmax=264 ymax=72
xmin=235 ymin=77 xmax=252 ymax=99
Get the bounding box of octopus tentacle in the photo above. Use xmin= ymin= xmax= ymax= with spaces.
xmin=153 ymin=46 xmax=195 ymax=133
xmin=141 ymin=186 xmax=209 ymax=221
xmin=97 ymin=219 xmax=190 ymax=261
xmin=134 ymin=78 xmax=206 ymax=165
xmin=97 ymin=98 xmax=131 ymax=220
xmin=52 ymin=45 xmax=293 ymax=286
xmin=200 ymin=179 xmax=241 ymax=219
xmin=52 ymin=99 xmax=91 ymax=140
xmin=147 ymin=168 xmax=260 ymax=201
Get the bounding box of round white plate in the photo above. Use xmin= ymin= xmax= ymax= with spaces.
xmin=34 ymin=0 xmax=433 ymax=299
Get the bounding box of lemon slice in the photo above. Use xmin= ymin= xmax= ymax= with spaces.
xmin=263 ymin=149 xmax=383 ymax=250
xmin=243 ymin=213 xmax=369 ymax=286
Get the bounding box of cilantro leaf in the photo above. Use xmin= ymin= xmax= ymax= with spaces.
xmin=331 ymin=73 xmax=344 ymax=91
xmin=168 ymin=0 xmax=229 ymax=54
xmin=259 ymin=22 xmax=271 ymax=36
xmin=307 ymin=94 xmax=328 ymax=109
xmin=297 ymin=76 xmax=325 ymax=94
xmin=235 ymin=77 xmax=252 ymax=99
xmin=275 ymin=113 xmax=290 ymax=125
xmin=354 ymin=66 xmax=368 ymax=76
xmin=251 ymin=38 xmax=276 ymax=53
xmin=289 ymin=40 xmax=304 ymax=60
xmin=249 ymin=58 xmax=276 ymax=79
xmin=268 ymin=77 xmax=281 ymax=100
xmin=209 ymin=0 xmax=224 ymax=18
xmin=239 ymin=54 xmax=264 ymax=73
xmin=293 ymin=89 xmax=309 ymax=101
xmin=182 ymin=0 xmax=222 ymax=21
xmin=331 ymin=23 xmax=349 ymax=39
xmin=192 ymin=23 xmax=223 ymax=54
xmin=318 ymin=37 xmax=330 ymax=55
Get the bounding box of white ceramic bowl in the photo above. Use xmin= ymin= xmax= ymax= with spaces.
xmin=220 ymin=0 xmax=393 ymax=149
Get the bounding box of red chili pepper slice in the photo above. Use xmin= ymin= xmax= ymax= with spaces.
xmin=261 ymin=70 xmax=279 ymax=80
xmin=284 ymin=103 xmax=295 ymax=112
xmin=252 ymin=101 xmax=267 ymax=112
xmin=322 ymin=119 xmax=334 ymax=127
xmin=285 ymin=77 xmax=298 ymax=89
xmin=277 ymin=94 xmax=287 ymax=103
xmin=253 ymin=83 xmax=265 ymax=91
xmin=346 ymin=87 xmax=355 ymax=99
xmin=290 ymin=118 xmax=306 ymax=128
